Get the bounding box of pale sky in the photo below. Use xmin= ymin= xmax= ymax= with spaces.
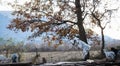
xmin=0 ymin=0 xmax=120 ymax=40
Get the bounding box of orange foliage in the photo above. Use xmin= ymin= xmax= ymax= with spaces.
xmin=59 ymin=40 xmax=63 ymax=45
xmin=70 ymin=28 xmax=79 ymax=35
xmin=12 ymin=18 xmax=21 ymax=25
xmin=30 ymin=24 xmax=35 ymax=32
xmin=86 ymin=29 xmax=94 ymax=38
xmin=8 ymin=0 xmax=89 ymax=39
xmin=24 ymin=13 xmax=31 ymax=18
xmin=48 ymin=41 xmax=51 ymax=47
xmin=90 ymin=16 xmax=97 ymax=24
xmin=54 ymin=44 xmax=59 ymax=48
xmin=57 ymin=29 xmax=68 ymax=36
xmin=52 ymin=36 xmax=56 ymax=40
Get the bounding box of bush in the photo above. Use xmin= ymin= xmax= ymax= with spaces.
xmin=117 ymin=46 xmax=120 ymax=50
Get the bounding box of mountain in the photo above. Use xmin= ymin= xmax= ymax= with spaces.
xmin=103 ymin=36 xmax=120 ymax=47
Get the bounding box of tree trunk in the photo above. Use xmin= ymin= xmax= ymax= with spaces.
xmin=101 ymin=29 xmax=105 ymax=58
xmin=75 ymin=0 xmax=89 ymax=60
xmin=6 ymin=49 xmax=9 ymax=58
xmin=18 ymin=53 xmax=20 ymax=62
xmin=35 ymin=47 xmax=39 ymax=57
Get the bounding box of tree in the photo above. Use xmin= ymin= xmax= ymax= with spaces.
xmin=4 ymin=38 xmax=15 ymax=58
xmin=90 ymin=0 xmax=118 ymax=57
xmin=8 ymin=0 xmax=106 ymax=60
xmin=0 ymin=38 xmax=6 ymax=53
xmin=14 ymin=41 xmax=24 ymax=62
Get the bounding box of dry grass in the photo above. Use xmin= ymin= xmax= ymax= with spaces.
xmin=20 ymin=51 xmax=101 ymax=63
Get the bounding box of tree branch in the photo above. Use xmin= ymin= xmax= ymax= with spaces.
xmin=91 ymin=12 xmax=103 ymax=29
xmin=62 ymin=20 xmax=77 ymax=24
xmin=103 ymin=22 xmax=109 ymax=29
xmin=91 ymin=12 xmax=100 ymax=22
xmin=27 ymin=19 xmax=47 ymax=23
xmin=51 ymin=20 xmax=77 ymax=25
xmin=52 ymin=22 xmax=65 ymax=25
xmin=82 ymin=0 xmax=86 ymax=13
xmin=82 ymin=13 xmax=88 ymax=21
xmin=99 ymin=10 xmax=107 ymax=19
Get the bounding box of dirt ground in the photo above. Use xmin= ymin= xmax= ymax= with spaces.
xmin=21 ymin=51 xmax=101 ymax=63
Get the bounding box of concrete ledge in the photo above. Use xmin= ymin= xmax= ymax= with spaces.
xmin=0 ymin=62 xmax=32 ymax=66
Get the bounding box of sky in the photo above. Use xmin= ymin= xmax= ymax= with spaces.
xmin=0 ymin=0 xmax=31 ymax=11
xmin=0 ymin=0 xmax=120 ymax=41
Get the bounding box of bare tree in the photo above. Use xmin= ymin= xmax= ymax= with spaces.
xmin=90 ymin=0 xmax=119 ymax=57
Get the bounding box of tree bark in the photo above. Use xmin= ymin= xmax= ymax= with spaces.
xmin=101 ymin=29 xmax=105 ymax=58
xmin=75 ymin=0 xmax=89 ymax=60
